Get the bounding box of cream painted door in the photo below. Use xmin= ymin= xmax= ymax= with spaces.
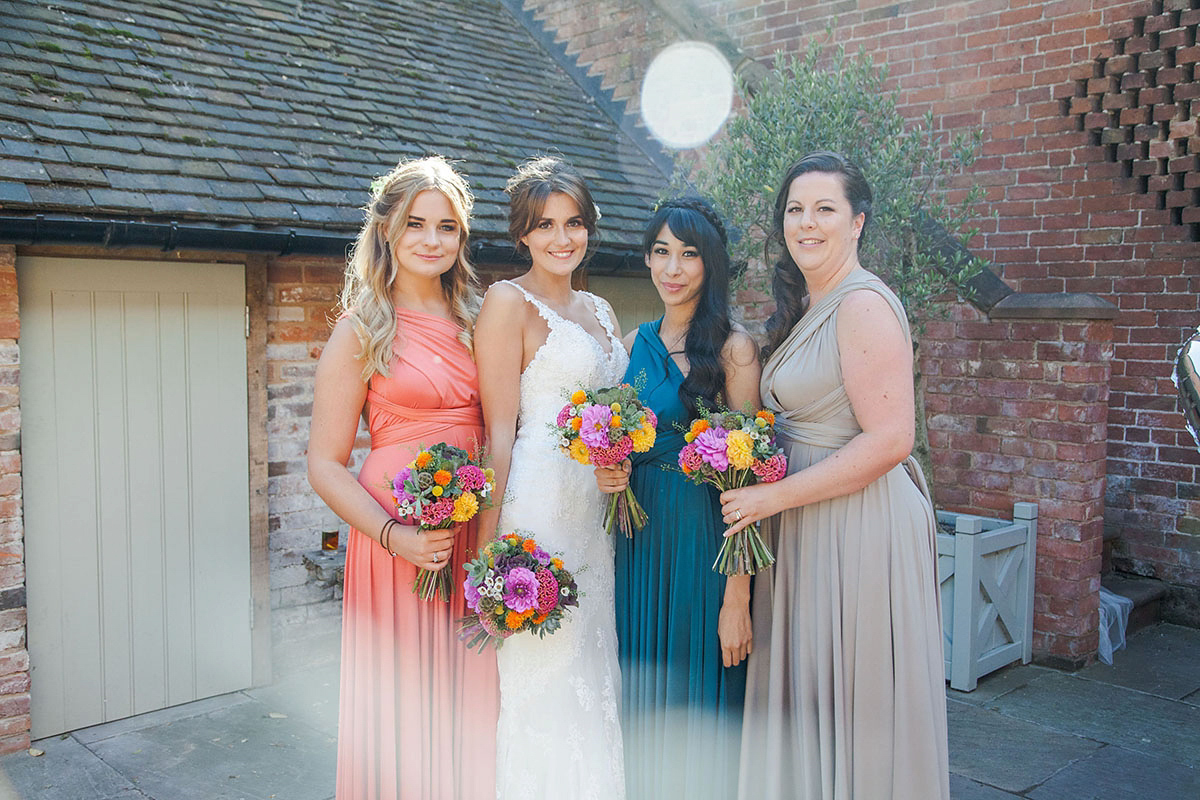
xmin=18 ymin=256 xmax=251 ymax=738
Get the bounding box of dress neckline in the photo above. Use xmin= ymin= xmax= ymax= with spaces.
xmin=395 ymin=305 xmax=462 ymax=331
xmin=501 ymin=279 xmax=617 ymax=358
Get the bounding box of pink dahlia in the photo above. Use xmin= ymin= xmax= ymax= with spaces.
xmin=695 ymin=428 xmax=730 ymax=471
xmin=463 ymin=576 xmax=482 ymax=612
xmin=751 ymin=453 xmax=788 ymax=483
xmin=580 ymin=404 xmax=613 ymax=449
xmin=589 ymin=435 xmax=633 ymax=467
xmin=503 ymin=567 xmax=539 ymax=613
xmin=535 ymin=568 xmax=560 ymax=615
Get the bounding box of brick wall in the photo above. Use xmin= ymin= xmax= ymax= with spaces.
xmin=518 ymin=0 xmax=681 ymax=120
xmin=265 ymin=254 xmax=352 ymax=672
xmin=0 ymin=245 xmax=30 ymax=754
xmin=923 ymin=304 xmax=1114 ymax=666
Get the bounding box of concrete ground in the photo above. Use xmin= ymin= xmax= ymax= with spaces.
xmin=0 ymin=623 xmax=1196 ymax=799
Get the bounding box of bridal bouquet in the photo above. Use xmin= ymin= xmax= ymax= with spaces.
xmin=553 ymin=384 xmax=657 ymax=537
xmin=678 ymin=408 xmax=786 ymax=575
xmin=391 ymin=443 xmax=495 ymax=602
xmin=459 ymin=532 xmax=580 ymax=652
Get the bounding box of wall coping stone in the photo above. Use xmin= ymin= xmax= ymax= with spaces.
xmin=989 ymin=292 xmax=1119 ymax=320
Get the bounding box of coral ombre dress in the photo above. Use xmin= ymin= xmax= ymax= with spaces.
xmin=336 ymin=309 xmax=498 ymax=800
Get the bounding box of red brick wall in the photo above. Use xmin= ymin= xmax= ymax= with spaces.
xmin=518 ymin=0 xmax=681 ymax=119
xmin=923 ymin=306 xmax=1113 ymax=665
xmin=0 ymin=246 xmax=31 ymax=754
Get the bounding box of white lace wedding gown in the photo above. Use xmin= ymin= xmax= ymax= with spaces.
xmin=494 ymin=281 xmax=628 ymax=799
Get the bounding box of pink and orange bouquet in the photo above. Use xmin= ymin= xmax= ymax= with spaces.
xmin=391 ymin=442 xmax=495 ymax=602
xmin=679 ymin=408 xmax=786 ymax=575
xmin=553 ymin=384 xmax=657 ymax=537
xmin=459 ymin=532 xmax=581 ymax=652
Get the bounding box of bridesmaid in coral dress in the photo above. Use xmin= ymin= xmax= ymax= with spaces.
xmin=308 ymin=156 xmax=498 ymax=800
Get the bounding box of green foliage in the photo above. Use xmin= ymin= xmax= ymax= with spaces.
xmin=677 ymin=39 xmax=988 ymax=328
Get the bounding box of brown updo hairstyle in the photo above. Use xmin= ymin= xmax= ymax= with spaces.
xmin=505 ymin=156 xmax=599 ymax=259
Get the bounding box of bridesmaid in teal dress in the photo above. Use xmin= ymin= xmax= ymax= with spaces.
xmin=597 ymin=198 xmax=761 ymax=799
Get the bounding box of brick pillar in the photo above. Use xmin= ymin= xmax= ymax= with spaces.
xmin=0 ymin=245 xmax=31 ymax=752
xmin=266 ymin=255 xmax=353 ymax=672
xmin=923 ymin=292 xmax=1117 ymax=669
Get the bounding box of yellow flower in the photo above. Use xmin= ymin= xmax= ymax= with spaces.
xmin=630 ymin=424 xmax=656 ymax=452
xmin=684 ymin=431 xmax=695 ymax=443
xmin=571 ymin=390 xmax=587 ymax=404
xmin=431 ymin=485 xmax=444 ymax=497
xmin=610 ymin=402 xmax=621 ymax=413
xmin=754 ymin=416 xmax=768 ymax=428
xmin=756 ymin=410 xmax=775 ymax=425
xmin=451 ymin=492 xmax=479 ymax=522
xmin=725 ymin=430 xmax=755 ymax=470
xmin=551 ymin=557 xmax=563 ymax=569
xmin=568 ymin=437 xmax=591 ymax=464
xmin=484 ymin=467 xmax=495 ymax=482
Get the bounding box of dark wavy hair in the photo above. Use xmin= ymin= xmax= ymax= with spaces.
xmin=505 ymin=156 xmax=599 ymax=261
xmin=761 ymin=151 xmax=874 ymax=362
xmin=643 ymin=197 xmax=733 ymax=416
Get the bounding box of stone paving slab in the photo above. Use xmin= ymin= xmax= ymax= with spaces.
xmin=0 ymin=733 xmax=144 ymax=800
xmin=989 ymin=671 xmax=1200 ymax=766
xmin=951 ymin=773 xmax=1021 ymax=799
xmin=243 ymin=666 xmax=339 ymax=741
xmin=1026 ymin=743 xmax=1200 ymax=800
xmin=947 ymin=663 xmax=1057 ymax=707
xmin=86 ymin=698 xmax=335 ymax=800
xmin=1075 ymin=623 xmax=1200 ymax=701
xmin=947 ymin=698 xmax=1103 ymax=793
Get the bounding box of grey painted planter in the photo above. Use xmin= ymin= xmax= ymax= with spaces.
xmin=936 ymin=502 xmax=1038 ymax=691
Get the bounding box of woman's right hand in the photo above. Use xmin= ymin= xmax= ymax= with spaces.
xmin=387 ymin=523 xmax=459 ymax=571
xmin=594 ymin=459 xmax=631 ymax=494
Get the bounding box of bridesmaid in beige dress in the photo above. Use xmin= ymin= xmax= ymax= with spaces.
xmin=720 ymin=152 xmax=949 ymax=800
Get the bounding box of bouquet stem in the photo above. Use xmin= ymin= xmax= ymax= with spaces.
xmin=413 ymin=563 xmax=451 ymax=602
xmin=604 ymin=487 xmax=648 ymax=538
xmin=713 ymin=521 xmax=776 ymax=576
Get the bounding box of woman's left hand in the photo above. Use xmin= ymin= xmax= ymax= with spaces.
xmin=720 ymin=483 xmax=777 ymax=538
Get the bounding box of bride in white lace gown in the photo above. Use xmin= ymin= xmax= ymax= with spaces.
xmin=474 ymin=157 xmax=628 ymax=799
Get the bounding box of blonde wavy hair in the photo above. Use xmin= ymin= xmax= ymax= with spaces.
xmin=339 ymin=155 xmax=480 ymax=381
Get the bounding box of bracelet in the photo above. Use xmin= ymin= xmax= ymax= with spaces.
xmin=380 ymin=519 xmax=398 ymax=557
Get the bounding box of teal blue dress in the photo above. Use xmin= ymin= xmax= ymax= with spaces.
xmin=615 ymin=319 xmax=747 ymax=800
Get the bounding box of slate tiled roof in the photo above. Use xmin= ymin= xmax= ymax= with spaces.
xmin=0 ymin=0 xmax=670 ymax=248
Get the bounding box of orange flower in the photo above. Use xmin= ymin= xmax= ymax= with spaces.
xmin=610 ymin=415 xmax=622 ymax=428
xmin=756 ymin=410 xmax=775 ymax=425
xmin=414 ymin=451 xmax=432 ymax=468
xmin=570 ymin=416 xmax=583 ymax=431
xmin=571 ymin=390 xmax=587 ymax=404
xmin=551 ymin=557 xmax=564 ymax=569
xmin=505 ymin=534 xmax=520 ymax=544
xmin=690 ymin=419 xmax=710 ymax=435
xmin=433 ymin=469 xmax=452 ymax=486
xmin=522 ymin=538 xmax=537 ymax=553
xmin=533 ymin=612 xmax=549 ymax=625
xmin=681 ymin=462 xmax=692 ymax=475
xmin=505 ymin=610 xmax=526 ymax=630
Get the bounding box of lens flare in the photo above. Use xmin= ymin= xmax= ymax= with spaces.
xmin=640 ymin=41 xmax=734 ymax=150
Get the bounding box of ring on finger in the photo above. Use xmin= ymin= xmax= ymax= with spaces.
xmin=432 ymin=551 xmax=440 ymax=563
xmin=734 ymin=509 xmax=743 ymax=521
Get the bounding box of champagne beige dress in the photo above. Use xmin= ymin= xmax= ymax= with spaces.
xmin=738 ymin=269 xmax=949 ymax=800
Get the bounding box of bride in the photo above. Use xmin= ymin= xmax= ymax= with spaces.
xmin=474 ymin=156 xmax=627 ymax=798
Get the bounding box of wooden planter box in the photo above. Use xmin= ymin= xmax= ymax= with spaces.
xmin=936 ymin=502 xmax=1038 ymax=691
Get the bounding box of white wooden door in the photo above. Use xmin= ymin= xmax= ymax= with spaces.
xmin=17 ymin=256 xmax=251 ymax=738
